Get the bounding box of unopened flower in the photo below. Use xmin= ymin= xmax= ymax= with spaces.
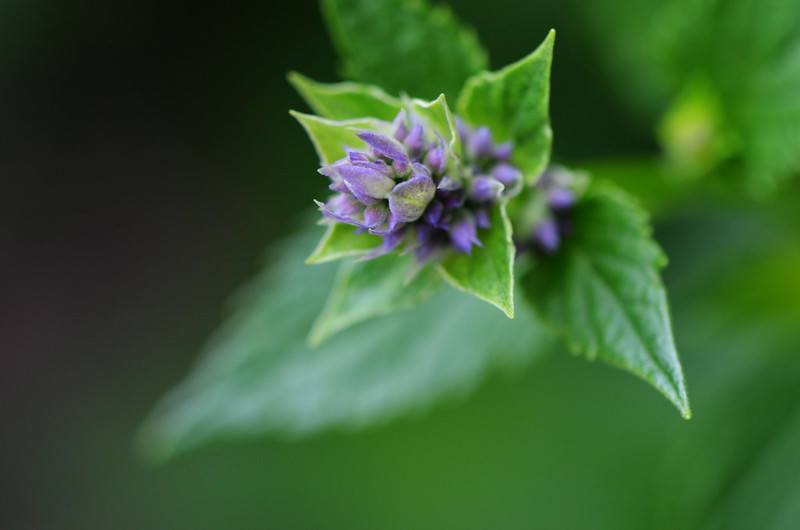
xmin=517 ymin=166 xmax=577 ymax=255
xmin=316 ymin=111 xmax=524 ymax=262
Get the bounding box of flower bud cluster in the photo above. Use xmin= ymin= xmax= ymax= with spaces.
xmin=316 ymin=110 xmax=524 ymax=261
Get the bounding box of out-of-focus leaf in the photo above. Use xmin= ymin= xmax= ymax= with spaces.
xmin=288 ymin=72 xmax=402 ymax=121
xmin=305 ymin=223 xmax=381 ymax=264
xmin=575 ymin=0 xmax=800 ymax=191
xmin=457 ymin=30 xmax=554 ymax=182
xmin=321 ymin=0 xmax=488 ymax=102
xmin=308 ymin=254 xmax=440 ymax=346
xmin=289 ymin=111 xmax=384 ymax=164
xmin=522 ymin=181 xmax=690 ymax=417
xmin=439 ymin=204 xmax=515 ymax=318
xmin=140 ymin=228 xmax=553 ymax=459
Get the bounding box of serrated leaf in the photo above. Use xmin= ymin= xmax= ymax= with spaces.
xmin=289 ymin=110 xmax=385 ymax=164
xmin=288 ymin=72 xmax=402 ymax=121
xmin=140 ymin=228 xmax=553 ymax=459
xmin=521 ymin=181 xmax=690 ymax=417
xmin=439 ymin=204 xmax=515 ymax=318
xmin=309 ymin=254 xmax=440 ymax=346
xmin=457 ymin=30 xmax=554 ymax=182
xmin=321 ymin=0 xmax=488 ymax=102
xmin=305 ymin=223 xmax=381 ymax=264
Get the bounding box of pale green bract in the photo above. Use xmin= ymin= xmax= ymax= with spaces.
xmin=438 ymin=204 xmax=515 ymax=318
xmin=457 ymin=30 xmax=555 ymax=183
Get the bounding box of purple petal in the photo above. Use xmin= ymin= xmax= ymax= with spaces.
xmin=450 ymin=212 xmax=482 ymax=254
xmin=492 ymin=163 xmax=521 ymax=187
xmin=347 ymin=149 xmax=370 ymax=163
xmin=358 ymin=131 xmax=409 ymax=164
xmin=549 ymin=187 xmax=575 ymax=210
xmin=362 ymin=228 xmax=407 ymax=260
xmin=474 ymin=207 xmax=491 ymax=229
xmin=414 ymin=224 xmax=440 ymax=262
xmin=392 ymin=111 xmax=409 ymax=141
xmin=437 ymin=175 xmax=462 ymax=191
xmin=411 ymin=162 xmax=431 ymax=179
xmin=423 ymin=200 xmax=444 ymax=227
xmin=363 ymin=202 xmax=389 ymax=229
xmin=314 ymin=196 xmax=364 ymax=227
xmin=469 ymin=176 xmax=505 ymax=203
xmin=336 ymin=164 xmax=396 ymax=204
xmin=468 ymin=127 xmax=493 ymax=159
xmin=534 ymin=218 xmax=560 ymax=253
xmin=443 ymin=190 xmax=466 ymax=210
xmin=456 ymin=118 xmax=471 ymax=144
xmin=404 ymin=122 xmax=425 ymax=154
xmin=424 ymin=135 xmax=447 ymax=174
xmin=494 ymin=141 xmax=513 ymax=161
xmin=328 ymin=180 xmax=348 ymax=193
xmin=352 ymin=158 xmax=393 ymax=177
xmin=387 ymin=174 xmax=436 ymax=223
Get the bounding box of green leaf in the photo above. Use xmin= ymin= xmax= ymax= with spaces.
xmin=140 ymin=227 xmax=553 ymax=459
xmin=439 ymin=204 xmax=515 ymax=318
xmin=577 ymin=0 xmax=800 ymax=191
xmin=289 ymin=110 xmax=385 ymax=164
xmin=457 ymin=30 xmax=554 ymax=182
xmin=305 ymin=223 xmax=381 ymax=264
xmin=409 ymin=93 xmax=463 ymax=159
xmin=309 ymin=254 xmax=440 ymax=346
xmin=288 ymin=72 xmax=402 ymax=121
xmin=521 ymin=181 xmax=691 ymax=418
xmin=321 ymin=0 xmax=488 ymax=102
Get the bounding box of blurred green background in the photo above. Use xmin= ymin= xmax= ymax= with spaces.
xmin=4 ymin=0 xmax=799 ymax=528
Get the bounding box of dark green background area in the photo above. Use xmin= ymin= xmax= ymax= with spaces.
xmin=4 ymin=1 xmax=799 ymax=529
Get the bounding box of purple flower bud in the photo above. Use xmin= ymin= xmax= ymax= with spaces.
xmin=387 ymin=174 xmax=436 ymax=224
xmin=474 ymin=207 xmax=491 ymax=229
xmin=450 ymin=212 xmax=482 ymax=255
xmin=357 ymin=132 xmax=410 ymax=165
xmin=424 ymin=135 xmax=447 ymax=174
xmin=328 ymin=179 xmax=348 ymax=193
xmin=437 ymin=175 xmax=462 ymax=191
xmin=315 ymin=195 xmax=364 ymax=226
xmin=492 ymin=163 xmax=521 ymax=187
xmin=548 ymin=187 xmax=575 ymax=210
xmin=404 ymin=122 xmax=425 ymax=154
xmin=456 ymin=118 xmax=471 ymax=145
xmin=469 ymin=127 xmax=493 ymax=159
xmin=363 ymin=227 xmax=407 ymax=260
xmin=424 ymin=200 xmax=444 ymax=227
xmin=336 ymin=164 xmax=396 ymax=204
xmin=393 ymin=159 xmax=411 ymax=176
xmin=469 ymin=176 xmax=505 ymax=203
xmin=392 ymin=111 xmax=409 ymax=141
xmin=411 ymin=162 xmax=431 ymax=179
xmin=494 ymin=141 xmax=513 ymax=161
xmin=534 ymin=218 xmax=560 ymax=254
xmin=363 ymin=202 xmax=389 ymax=229
xmin=318 ymin=165 xmax=339 ymax=179
xmin=443 ymin=190 xmax=466 ymax=210
xmin=347 ymin=149 xmax=370 ymax=163
xmin=414 ymin=224 xmax=441 ymax=262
